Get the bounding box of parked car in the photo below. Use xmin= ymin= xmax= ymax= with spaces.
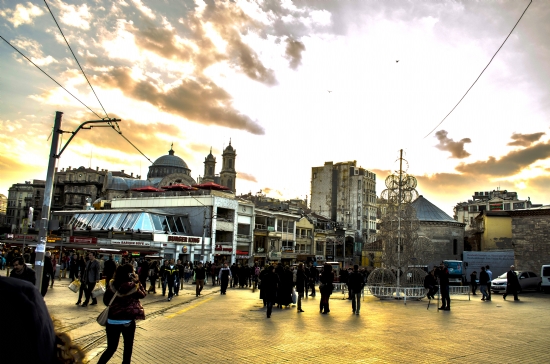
xmin=541 ymin=265 xmax=550 ymax=293
xmin=491 ymin=271 xmax=541 ymax=293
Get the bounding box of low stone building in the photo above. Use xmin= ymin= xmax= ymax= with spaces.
xmin=412 ymin=196 xmax=466 ymax=268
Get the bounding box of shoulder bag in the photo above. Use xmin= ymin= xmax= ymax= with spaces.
xmin=97 ymin=291 xmax=118 ymax=326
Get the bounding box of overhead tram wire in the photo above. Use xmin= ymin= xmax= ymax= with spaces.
xmin=43 ymin=0 xmax=154 ymax=163
xmin=423 ymin=0 xmax=533 ymax=139
xmin=43 ymin=0 xmax=110 ymax=120
xmin=0 ymin=35 xmax=103 ymax=119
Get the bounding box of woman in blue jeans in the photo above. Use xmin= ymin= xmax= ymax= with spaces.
xmin=98 ymin=264 xmax=147 ymax=364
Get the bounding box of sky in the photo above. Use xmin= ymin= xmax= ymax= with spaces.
xmin=1 ymin=0 xmax=549 ymax=216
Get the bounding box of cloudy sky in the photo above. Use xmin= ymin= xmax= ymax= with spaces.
xmin=1 ymin=0 xmax=549 ymax=216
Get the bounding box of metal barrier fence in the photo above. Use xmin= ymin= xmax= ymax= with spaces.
xmin=332 ymin=284 xmax=471 ymax=305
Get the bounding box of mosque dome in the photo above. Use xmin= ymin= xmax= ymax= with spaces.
xmin=147 ymin=145 xmax=191 ymax=179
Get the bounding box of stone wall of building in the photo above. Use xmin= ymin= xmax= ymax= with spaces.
xmin=418 ymin=222 xmax=465 ymax=268
xmin=511 ymin=213 xmax=550 ymax=272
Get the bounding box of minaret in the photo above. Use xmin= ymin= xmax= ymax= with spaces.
xmin=203 ymin=147 xmax=216 ymax=183
xmin=220 ymin=139 xmax=237 ymax=193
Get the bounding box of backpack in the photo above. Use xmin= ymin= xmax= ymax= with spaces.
xmin=254 ymin=266 xmax=260 ymax=276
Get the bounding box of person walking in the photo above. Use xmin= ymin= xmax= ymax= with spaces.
xmin=348 ymin=264 xmax=364 ymax=315
xmin=97 ymin=263 xmax=146 ymax=364
xmin=69 ymin=254 xmax=79 ymax=282
xmin=194 ymin=261 xmax=206 ymax=297
xmin=148 ymin=261 xmax=159 ymax=293
xmin=82 ymin=252 xmax=101 ymax=307
xmin=259 ymin=265 xmax=270 ymax=307
xmin=159 ymin=260 xmax=169 ymax=296
xmin=479 ymin=266 xmax=490 ymax=301
xmin=164 ymin=260 xmax=179 ymax=301
xmin=75 ymin=255 xmax=87 ymax=305
xmin=218 ymin=262 xmax=232 ymax=294
xmin=437 ymin=262 xmax=451 ymax=311
xmin=470 ymin=270 xmax=478 ymax=295
xmin=262 ymin=265 xmax=279 ymax=318
xmin=503 ymin=265 xmax=520 ymax=301
xmin=295 ymin=263 xmax=307 ymax=312
xmin=41 ymin=251 xmax=54 ymax=297
xmin=319 ymin=263 xmax=334 ymax=314
xmin=485 ymin=265 xmax=493 ymax=301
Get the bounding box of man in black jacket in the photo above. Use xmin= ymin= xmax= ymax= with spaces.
xmin=164 ymin=259 xmax=179 ymax=301
xmin=195 ymin=262 xmax=207 ymax=296
xmin=348 ymin=265 xmax=364 ymax=314
xmin=10 ymin=256 xmax=36 ymax=285
xmin=103 ymin=255 xmax=117 ymax=283
xmin=159 ymin=260 xmax=169 ymax=296
xmin=437 ymin=262 xmax=451 ymax=311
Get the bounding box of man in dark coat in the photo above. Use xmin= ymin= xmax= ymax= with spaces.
xmin=218 ymin=262 xmax=232 ymax=294
xmin=103 ymin=255 xmax=117 ymax=283
xmin=503 ymin=265 xmax=521 ymax=301
xmin=348 ymin=265 xmax=364 ymax=314
xmin=194 ymin=261 xmax=206 ymax=297
xmin=41 ymin=251 xmax=54 ymax=297
xmin=9 ymin=256 xmax=36 ymax=285
xmin=262 ymin=265 xmax=279 ymax=318
xmin=437 ymin=262 xmax=451 ymax=311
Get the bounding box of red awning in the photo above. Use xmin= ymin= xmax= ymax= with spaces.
xmin=192 ymin=181 xmax=230 ymax=190
xmin=161 ymin=184 xmax=197 ymax=191
xmin=130 ymin=186 xmax=165 ymax=192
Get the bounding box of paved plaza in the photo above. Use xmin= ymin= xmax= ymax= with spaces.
xmin=21 ymin=273 xmax=550 ymax=363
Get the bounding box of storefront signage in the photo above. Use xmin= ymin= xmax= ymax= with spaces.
xmin=69 ymin=236 xmax=97 ymax=244
xmin=168 ymin=235 xmax=201 ymax=244
xmin=111 ymin=240 xmax=151 ymax=247
xmin=269 ymin=252 xmax=281 ymax=259
xmin=281 ymin=246 xmax=295 ymax=253
xmin=236 ymin=255 xmax=250 ymax=259
xmin=47 ymin=236 xmax=61 ymax=243
xmin=5 ymin=234 xmax=38 ymax=240
xmin=215 ymin=245 xmax=233 ymax=252
xmin=256 ymin=247 xmax=265 ymax=253
xmin=182 ymin=246 xmax=188 ymax=253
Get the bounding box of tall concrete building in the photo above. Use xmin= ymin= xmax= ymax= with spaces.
xmin=310 ymin=161 xmax=377 ymax=265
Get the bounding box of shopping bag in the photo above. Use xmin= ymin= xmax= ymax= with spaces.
xmin=92 ymin=279 xmax=106 ymax=298
xmin=68 ymin=279 xmax=80 ymax=293
xmin=291 ymin=288 xmax=297 ymax=304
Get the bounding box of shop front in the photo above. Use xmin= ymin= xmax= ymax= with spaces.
xmin=214 ymin=244 xmax=232 ymax=265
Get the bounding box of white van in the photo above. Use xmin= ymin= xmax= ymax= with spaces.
xmin=541 ymin=265 xmax=550 ymax=293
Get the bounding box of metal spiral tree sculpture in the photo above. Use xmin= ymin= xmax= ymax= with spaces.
xmin=370 ymin=150 xmax=435 ymax=292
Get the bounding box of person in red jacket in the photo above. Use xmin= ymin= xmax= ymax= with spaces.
xmin=98 ymin=264 xmax=146 ymax=364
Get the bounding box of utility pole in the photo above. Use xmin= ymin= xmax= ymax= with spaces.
xmin=34 ymin=112 xmax=121 ymax=290
xmin=35 ymin=111 xmax=62 ymax=290
xmin=396 ymin=149 xmax=403 ymax=297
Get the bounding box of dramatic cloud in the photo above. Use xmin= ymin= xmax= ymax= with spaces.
xmin=507 ymin=132 xmax=546 ymax=147
xmin=94 ymin=67 xmax=265 ymax=135
xmin=263 ymin=187 xmax=283 ymax=197
xmin=0 ymin=2 xmax=43 ymax=28
xmin=285 ymin=38 xmax=306 ymax=70
xmin=237 ymin=172 xmax=257 ymax=182
xmin=435 ymin=130 xmax=471 ymax=159
xmin=456 ymin=142 xmax=550 ymax=177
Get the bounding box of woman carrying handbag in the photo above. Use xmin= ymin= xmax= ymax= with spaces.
xmin=97 ymin=263 xmax=147 ymax=364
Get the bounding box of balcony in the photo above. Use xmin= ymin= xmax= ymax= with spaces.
xmin=216 ymin=220 xmax=234 ymax=232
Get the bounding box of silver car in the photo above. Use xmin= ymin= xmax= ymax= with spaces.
xmin=491 ymin=271 xmax=541 ymax=293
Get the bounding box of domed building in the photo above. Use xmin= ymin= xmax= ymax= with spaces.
xmin=101 ymin=140 xmax=236 ymax=200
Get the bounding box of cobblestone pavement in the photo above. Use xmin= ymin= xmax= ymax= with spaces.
xmin=19 ymin=271 xmax=550 ymax=363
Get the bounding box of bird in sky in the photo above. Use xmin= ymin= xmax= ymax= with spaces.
xmin=396 ymin=60 xmax=399 ymax=63
xmin=328 ymin=90 xmax=332 ymax=93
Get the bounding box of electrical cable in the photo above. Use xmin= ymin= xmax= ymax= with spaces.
xmin=423 ymin=0 xmax=533 ymax=139
xmin=0 ymin=35 xmax=103 ymax=119
xmin=43 ymin=0 xmax=109 ymax=119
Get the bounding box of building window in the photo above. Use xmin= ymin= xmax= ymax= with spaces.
xmin=453 ymin=239 xmax=457 ymax=255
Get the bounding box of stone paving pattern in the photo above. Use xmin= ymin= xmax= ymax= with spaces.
xmin=18 ymin=271 xmax=550 ymax=363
